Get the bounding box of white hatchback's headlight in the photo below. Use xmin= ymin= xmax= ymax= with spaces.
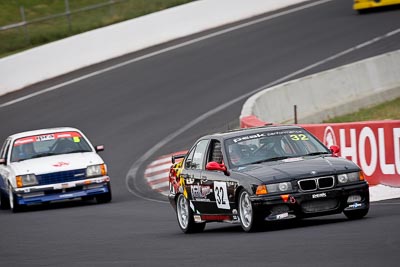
xmin=86 ymin=164 xmax=107 ymax=178
xmin=16 ymin=174 xmax=38 ymax=188
xmin=338 ymin=172 xmax=361 ymax=184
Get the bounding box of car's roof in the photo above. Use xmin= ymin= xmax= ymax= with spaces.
xmin=8 ymin=127 xmax=83 ymax=140
xmin=204 ymin=125 xmax=304 ymax=140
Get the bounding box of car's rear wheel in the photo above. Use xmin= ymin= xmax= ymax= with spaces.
xmin=344 ymin=208 xmax=369 ymax=220
xmin=176 ymin=194 xmax=205 ymax=233
xmin=238 ymin=190 xmax=261 ymax=232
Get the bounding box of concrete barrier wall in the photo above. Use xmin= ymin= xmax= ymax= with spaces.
xmin=240 ymin=50 xmax=400 ymax=187
xmin=241 ymin=49 xmax=400 ymax=124
xmin=0 ymin=0 xmax=309 ymax=96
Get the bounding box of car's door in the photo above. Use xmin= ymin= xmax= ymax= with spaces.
xmin=0 ymin=138 xmax=12 ymax=191
xmin=204 ymin=139 xmax=237 ymax=215
xmin=180 ymin=139 xmax=212 ymax=214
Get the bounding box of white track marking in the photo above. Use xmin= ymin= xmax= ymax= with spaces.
xmin=147 ymin=157 xmax=171 ymax=167
xmin=145 ymin=172 xmax=169 ymax=182
xmin=144 ymin=163 xmax=173 ymax=175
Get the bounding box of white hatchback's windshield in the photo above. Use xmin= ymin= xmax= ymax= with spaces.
xmin=224 ymin=129 xmax=330 ymax=167
xmin=11 ymin=131 xmax=92 ymax=162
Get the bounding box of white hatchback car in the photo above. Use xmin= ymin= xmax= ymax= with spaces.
xmin=0 ymin=127 xmax=111 ymax=212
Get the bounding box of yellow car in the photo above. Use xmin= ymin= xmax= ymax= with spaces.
xmin=354 ymin=0 xmax=400 ymax=12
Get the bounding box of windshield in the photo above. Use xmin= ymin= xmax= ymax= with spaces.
xmin=224 ymin=129 xmax=330 ymax=167
xmin=11 ymin=131 xmax=93 ymax=162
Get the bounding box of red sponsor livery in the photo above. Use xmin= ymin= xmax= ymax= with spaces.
xmin=302 ymin=121 xmax=400 ymax=186
xmin=14 ymin=131 xmax=82 ymax=146
xmin=52 ymin=162 xmax=70 ymax=167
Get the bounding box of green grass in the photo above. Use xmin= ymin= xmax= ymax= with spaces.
xmin=0 ymin=0 xmax=193 ymax=58
xmin=324 ymin=97 xmax=400 ymax=123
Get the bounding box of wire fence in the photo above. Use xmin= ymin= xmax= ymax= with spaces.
xmin=0 ymin=0 xmax=193 ymax=58
xmin=0 ymin=0 xmax=127 ymax=45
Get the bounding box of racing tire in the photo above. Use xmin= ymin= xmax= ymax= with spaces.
xmin=344 ymin=208 xmax=369 ymax=220
xmin=176 ymin=194 xmax=205 ymax=234
xmin=95 ymin=192 xmax=112 ymax=204
xmin=95 ymin=183 xmax=112 ymax=204
xmin=238 ymin=190 xmax=262 ymax=232
xmin=9 ymin=185 xmax=23 ymax=213
xmin=0 ymin=189 xmax=11 ymax=209
xmin=81 ymin=196 xmax=94 ymax=202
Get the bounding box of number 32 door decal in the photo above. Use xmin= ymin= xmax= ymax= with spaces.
xmin=214 ymin=181 xmax=230 ymax=210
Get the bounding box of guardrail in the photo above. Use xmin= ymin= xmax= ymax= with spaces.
xmin=0 ymin=0 xmax=126 ymax=31
xmin=0 ymin=0 xmax=132 ymax=55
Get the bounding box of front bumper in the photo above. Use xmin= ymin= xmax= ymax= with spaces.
xmin=250 ymin=182 xmax=369 ymax=221
xmin=13 ymin=176 xmax=110 ymax=205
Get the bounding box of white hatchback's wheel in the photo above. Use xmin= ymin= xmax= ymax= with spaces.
xmin=9 ymin=185 xmax=22 ymax=213
xmin=176 ymin=194 xmax=205 ymax=233
xmin=0 ymin=189 xmax=10 ymax=209
xmin=95 ymin=183 xmax=112 ymax=204
xmin=238 ymin=190 xmax=260 ymax=232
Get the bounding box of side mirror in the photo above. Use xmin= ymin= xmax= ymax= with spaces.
xmin=95 ymin=145 xmax=104 ymax=152
xmin=0 ymin=158 xmax=5 ymax=165
xmin=330 ymin=145 xmax=340 ymax=157
xmin=206 ymin=161 xmax=228 ymax=174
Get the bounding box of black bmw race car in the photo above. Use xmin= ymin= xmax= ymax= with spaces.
xmin=168 ymin=125 xmax=369 ymax=233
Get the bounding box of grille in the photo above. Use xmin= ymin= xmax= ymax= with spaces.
xmin=318 ymin=177 xmax=335 ymax=189
xmin=37 ymin=169 xmax=87 ymax=185
xmin=298 ymin=176 xmax=334 ymax=192
xmin=301 ymin=199 xmax=339 ymax=213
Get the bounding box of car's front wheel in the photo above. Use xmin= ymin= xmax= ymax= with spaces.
xmin=0 ymin=189 xmax=10 ymax=209
xmin=176 ymin=194 xmax=205 ymax=233
xmin=9 ymin=185 xmax=23 ymax=213
xmin=95 ymin=183 xmax=112 ymax=204
xmin=238 ymin=190 xmax=262 ymax=232
xmin=344 ymin=208 xmax=369 ymax=220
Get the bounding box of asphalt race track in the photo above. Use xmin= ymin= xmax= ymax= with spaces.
xmin=1 ymin=0 xmax=400 ymax=266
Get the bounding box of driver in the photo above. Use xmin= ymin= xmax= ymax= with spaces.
xmin=54 ymin=138 xmax=75 ymax=153
xmin=211 ymin=142 xmax=223 ymax=164
xmin=255 ymin=136 xmax=284 ymax=159
xmin=18 ymin=143 xmax=36 ymax=160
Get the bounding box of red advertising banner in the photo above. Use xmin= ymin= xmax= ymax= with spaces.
xmin=241 ymin=116 xmax=400 ymax=186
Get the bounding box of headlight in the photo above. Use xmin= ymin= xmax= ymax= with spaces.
xmin=267 ymin=182 xmax=292 ymax=193
xmin=256 ymin=182 xmax=292 ymax=195
xmin=338 ymin=172 xmax=361 ymax=184
xmin=86 ymin=164 xmax=107 ymax=178
xmin=16 ymin=174 xmax=38 ymax=188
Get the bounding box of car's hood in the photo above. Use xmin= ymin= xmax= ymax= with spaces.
xmin=234 ymin=156 xmax=359 ymax=183
xmin=10 ymin=152 xmax=103 ymax=175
